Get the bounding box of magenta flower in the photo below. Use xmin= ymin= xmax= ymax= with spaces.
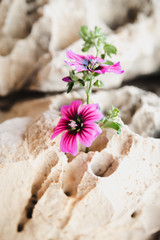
xmin=51 ymin=100 xmax=104 ymax=155
xmin=65 ymin=50 xmax=124 ymax=74
xmin=62 ymin=76 xmax=72 ymax=82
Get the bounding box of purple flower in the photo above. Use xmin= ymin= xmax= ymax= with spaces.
xmin=51 ymin=100 xmax=104 ymax=155
xmin=65 ymin=50 xmax=124 ymax=74
xmin=62 ymin=76 xmax=72 ymax=82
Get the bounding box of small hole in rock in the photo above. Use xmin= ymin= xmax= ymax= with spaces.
xmin=32 ymin=199 xmax=37 ymax=204
xmin=153 ymin=130 xmax=160 ymax=139
xmin=26 ymin=207 xmax=33 ymax=219
xmin=127 ymin=7 xmax=138 ymax=23
xmin=131 ymin=211 xmax=138 ymax=218
xmin=152 ymin=231 xmax=160 ymax=240
xmin=64 ymin=191 xmax=72 ymax=197
xmin=17 ymin=223 xmax=24 ymax=232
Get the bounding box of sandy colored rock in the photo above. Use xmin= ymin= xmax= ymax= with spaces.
xmin=95 ymin=0 xmax=153 ymax=29
xmin=0 ymin=0 xmax=108 ymax=96
xmin=0 ymin=0 xmax=159 ymax=95
xmin=29 ymin=3 xmax=160 ymax=92
xmin=1 ymin=86 xmax=160 ymax=138
xmin=0 ymin=90 xmax=160 ymax=239
xmin=45 ymin=0 xmax=108 ymax=51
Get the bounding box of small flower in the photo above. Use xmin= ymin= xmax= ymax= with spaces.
xmin=51 ymin=100 xmax=104 ymax=155
xmin=65 ymin=50 xmax=124 ymax=74
xmin=62 ymin=76 xmax=72 ymax=82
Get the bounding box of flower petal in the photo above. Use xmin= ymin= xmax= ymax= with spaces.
xmin=62 ymin=76 xmax=72 ymax=82
xmin=78 ymin=123 xmax=102 ymax=147
xmin=61 ymin=100 xmax=82 ymax=120
xmin=60 ymin=131 xmax=78 ymax=155
xmin=66 ymin=50 xmax=84 ymax=61
xmin=100 ymin=62 xmax=124 ymax=74
xmin=93 ymin=66 xmax=108 ymax=74
xmin=78 ymin=103 xmax=104 ymax=123
xmin=86 ymin=55 xmax=105 ymax=63
xmin=51 ymin=118 xmax=68 ymax=139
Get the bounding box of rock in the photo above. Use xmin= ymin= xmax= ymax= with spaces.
xmin=0 ymin=0 xmax=51 ymax=96
xmin=95 ymin=0 xmax=153 ymax=30
xmin=1 ymin=86 xmax=160 ymax=138
xmin=0 ymin=103 xmax=160 ymax=239
xmin=0 ymin=15 xmax=51 ymax=96
xmin=0 ymin=0 xmax=108 ymax=96
xmin=45 ymin=0 xmax=108 ymax=51
xmin=93 ymin=86 xmax=160 ymax=137
xmin=28 ymin=3 xmax=160 ymax=93
xmin=0 ymin=0 xmax=159 ymax=95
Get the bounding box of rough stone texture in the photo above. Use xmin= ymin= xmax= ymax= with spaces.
xmin=0 ymin=0 xmax=107 ymax=96
xmin=28 ymin=2 xmax=160 ymax=93
xmin=93 ymin=86 xmax=160 ymax=138
xmin=0 ymin=3 xmax=51 ymax=96
xmin=0 ymin=98 xmax=160 ymax=239
xmin=1 ymin=86 xmax=160 ymax=138
xmin=95 ymin=0 xmax=154 ymax=30
xmin=0 ymin=0 xmax=159 ymax=95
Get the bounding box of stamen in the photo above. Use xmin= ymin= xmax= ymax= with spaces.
xmin=68 ymin=120 xmax=78 ymax=129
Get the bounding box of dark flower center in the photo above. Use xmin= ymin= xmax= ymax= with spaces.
xmin=87 ymin=60 xmax=101 ymax=71
xmin=68 ymin=116 xmax=83 ymax=132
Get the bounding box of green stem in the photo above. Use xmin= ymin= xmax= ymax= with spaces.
xmin=85 ymin=78 xmax=93 ymax=153
xmin=96 ymin=46 xmax=99 ymax=57
xmin=85 ymin=147 xmax=89 ymax=153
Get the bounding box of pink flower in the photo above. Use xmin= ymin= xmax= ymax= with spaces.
xmin=51 ymin=100 xmax=104 ymax=155
xmin=65 ymin=50 xmax=124 ymax=74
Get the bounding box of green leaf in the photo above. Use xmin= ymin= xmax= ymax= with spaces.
xmin=104 ymin=44 xmax=117 ymax=57
xmin=105 ymin=60 xmax=114 ymax=65
xmin=92 ymin=72 xmax=100 ymax=77
xmin=79 ymin=26 xmax=89 ymax=40
xmin=69 ymin=71 xmax=78 ymax=81
xmin=82 ymin=45 xmax=91 ymax=52
xmin=93 ymin=80 xmax=104 ymax=88
xmin=106 ymin=107 xmax=120 ymax=120
xmin=78 ymin=79 xmax=85 ymax=86
xmin=101 ymin=54 xmax=105 ymax=59
xmin=67 ymin=82 xmax=74 ymax=93
xmin=81 ymin=26 xmax=88 ymax=35
xmin=102 ymin=119 xmax=122 ymax=135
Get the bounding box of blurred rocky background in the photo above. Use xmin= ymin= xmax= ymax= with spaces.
xmin=0 ymin=0 xmax=160 ymax=240
xmin=0 ymin=0 xmax=160 ymax=102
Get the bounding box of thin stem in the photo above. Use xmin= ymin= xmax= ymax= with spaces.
xmin=87 ymin=93 xmax=90 ymax=104
xmin=85 ymin=77 xmax=93 ymax=153
xmin=85 ymin=147 xmax=89 ymax=153
xmin=95 ymin=45 xmax=99 ymax=57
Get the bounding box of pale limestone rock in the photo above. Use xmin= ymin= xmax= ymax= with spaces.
xmin=0 ymin=0 xmax=51 ymax=96
xmin=95 ymin=0 xmax=153 ymax=29
xmin=0 ymin=15 xmax=51 ymax=96
xmin=1 ymin=86 xmax=160 ymax=138
xmin=93 ymin=86 xmax=160 ymax=137
xmin=109 ymin=9 xmax=160 ymax=82
xmin=45 ymin=0 xmax=108 ymax=52
xmin=0 ymin=35 xmax=16 ymax=56
xmin=2 ymin=0 xmax=34 ymax=38
xmin=0 ymin=117 xmax=30 ymax=163
xmin=29 ymin=5 xmax=160 ymax=92
xmin=0 ymin=0 xmax=13 ymax=31
xmin=0 ymin=106 xmax=160 ymax=239
xmin=0 ymin=0 xmax=108 ymax=96
xmin=0 ymin=0 xmax=159 ymax=95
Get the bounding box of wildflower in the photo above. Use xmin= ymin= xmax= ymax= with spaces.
xmin=65 ymin=50 xmax=124 ymax=74
xmin=51 ymin=100 xmax=104 ymax=155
